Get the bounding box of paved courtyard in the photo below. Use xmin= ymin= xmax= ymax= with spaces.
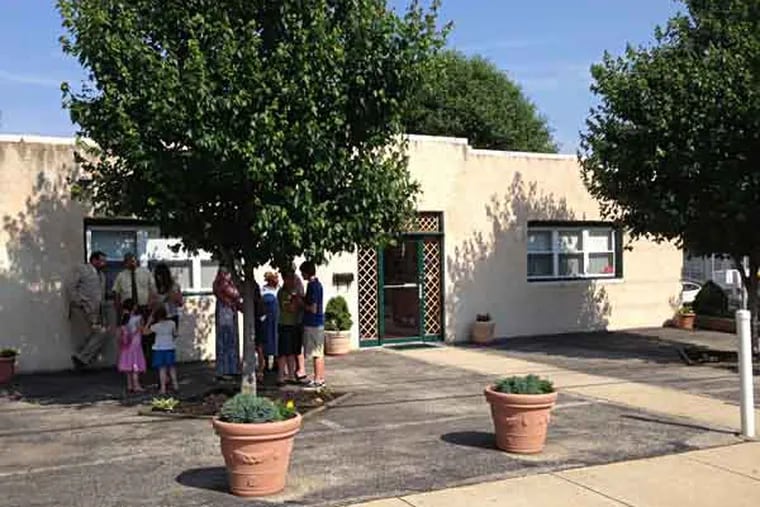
xmin=0 ymin=329 xmax=754 ymax=506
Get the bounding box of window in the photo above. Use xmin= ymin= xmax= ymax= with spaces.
xmin=90 ymin=230 xmax=137 ymax=261
xmin=527 ymin=223 xmax=621 ymax=281
xmin=200 ymin=261 xmax=219 ymax=290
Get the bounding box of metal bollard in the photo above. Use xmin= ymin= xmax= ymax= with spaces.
xmin=735 ymin=310 xmax=756 ymax=438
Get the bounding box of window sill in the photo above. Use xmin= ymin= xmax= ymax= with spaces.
xmin=528 ymin=277 xmax=624 ymax=287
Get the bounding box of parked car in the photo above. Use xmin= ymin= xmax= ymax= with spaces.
xmin=680 ymin=280 xmax=702 ymax=304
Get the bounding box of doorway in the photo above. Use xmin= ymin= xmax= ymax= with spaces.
xmin=357 ymin=212 xmax=444 ymax=347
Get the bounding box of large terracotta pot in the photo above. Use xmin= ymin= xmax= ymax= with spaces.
xmin=325 ymin=331 xmax=351 ymax=356
xmin=471 ymin=321 xmax=495 ymax=344
xmin=0 ymin=356 xmax=16 ymax=384
xmin=484 ymin=386 xmax=557 ymax=454
xmin=212 ymin=413 xmax=302 ymax=497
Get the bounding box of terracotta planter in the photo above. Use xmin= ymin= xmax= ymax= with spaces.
xmin=484 ymin=386 xmax=557 ymax=454
xmin=676 ymin=313 xmax=696 ymax=330
xmin=212 ymin=413 xmax=302 ymax=497
xmin=325 ymin=330 xmax=351 ymax=356
xmin=471 ymin=321 xmax=496 ymax=344
xmin=0 ymin=356 xmax=16 ymax=385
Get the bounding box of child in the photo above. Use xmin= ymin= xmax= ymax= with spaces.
xmin=117 ymin=299 xmax=146 ymax=393
xmin=145 ymin=305 xmax=179 ymax=394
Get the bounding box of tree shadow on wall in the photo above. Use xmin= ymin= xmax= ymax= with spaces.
xmin=1 ymin=168 xmax=87 ymax=373
xmin=1 ymin=166 xmax=215 ymax=405
xmin=446 ymin=172 xmax=611 ymax=342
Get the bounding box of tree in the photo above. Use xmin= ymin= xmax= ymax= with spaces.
xmin=59 ymin=0 xmax=447 ymax=392
xmin=403 ymin=50 xmax=557 ymax=152
xmin=579 ymin=0 xmax=760 ymax=351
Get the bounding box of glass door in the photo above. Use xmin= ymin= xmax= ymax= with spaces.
xmin=380 ymin=238 xmax=423 ymax=341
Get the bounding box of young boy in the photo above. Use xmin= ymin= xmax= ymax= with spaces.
xmin=299 ymin=260 xmax=325 ymax=388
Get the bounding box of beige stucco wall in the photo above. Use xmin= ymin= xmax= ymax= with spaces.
xmin=406 ymin=135 xmax=681 ymax=342
xmin=0 ymin=134 xmax=681 ymax=371
xmin=0 ymin=136 xmax=219 ymax=372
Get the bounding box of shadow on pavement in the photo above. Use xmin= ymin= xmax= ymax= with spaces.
xmin=176 ymin=466 xmax=229 ymax=494
xmin=440 ymin=430 xmax=500 ymax=451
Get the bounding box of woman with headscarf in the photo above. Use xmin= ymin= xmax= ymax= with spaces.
xmin=257 ymin=271 xmax=280 ymax=377
xmin=212 ymin=266 xmax=242 ymax=379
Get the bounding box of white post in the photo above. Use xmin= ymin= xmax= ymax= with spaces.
xmin=736 ymin=310 xmax=756 ymax=438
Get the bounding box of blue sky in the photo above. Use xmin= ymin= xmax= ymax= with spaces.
xmin=0 ymin=0 xmax=681 ymax=153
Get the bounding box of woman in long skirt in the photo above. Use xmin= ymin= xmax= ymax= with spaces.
xmin=213 ymin=267 xmax=241 ymax=379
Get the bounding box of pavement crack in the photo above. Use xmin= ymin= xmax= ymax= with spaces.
xmin=550 ymin=472 xmax=635 ymax=506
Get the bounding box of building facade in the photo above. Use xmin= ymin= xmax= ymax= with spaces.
xmin=0 ymin=135 xmax=682 ymax=372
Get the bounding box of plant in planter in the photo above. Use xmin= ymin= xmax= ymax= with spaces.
xmin=212 ymin=393 xmax=302 ymax=497
xmin=324 ymin=296 xmax=353 ymax=356
xmin=151 ymin=397 xmax=180 ymax=412
xmin=484 ymin=374 xmax=557 ymax=454
xmin=471 ymin=313 xmax=496 ymax=344
xmin=0 ymin=348 xmax=19 ymax=385
xmin=676 ymin=304 xmax=696 ymax=330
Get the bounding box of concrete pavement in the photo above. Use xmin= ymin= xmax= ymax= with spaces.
xmin=350 ymin=442 xmax=760 ymax=507
xmin=397 ymin=344 xmax=760 ymax=432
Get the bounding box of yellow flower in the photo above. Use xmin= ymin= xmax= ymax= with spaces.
xmin=285 ymin=400 xmax=295 ymax=410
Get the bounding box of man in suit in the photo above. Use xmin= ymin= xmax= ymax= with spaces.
xmin=112 ymin=252 xmax=157 ymax=365
xmin=69 ymin=250 xmax=108 ymax=369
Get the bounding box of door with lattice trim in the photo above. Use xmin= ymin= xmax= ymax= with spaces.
xmin=357 ymin=229 xmax=443 ymax=346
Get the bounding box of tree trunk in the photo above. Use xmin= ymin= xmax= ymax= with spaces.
xmin=748 ymin=256 xmax=759 ymax=354
xmin=735 ymin=255 xmax=759 ymax=354
xmin=240 ymin=267 xmax=258 ymax=395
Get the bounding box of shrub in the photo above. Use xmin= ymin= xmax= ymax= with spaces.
xmin=476 ymin=313 xmax=491 ymax=322
xmin=494 ymin=374 xmax=554 ymax=395
xmin=692 ymin=281 xmax=729 ymax=317
xmin=218 ymin=394 xmax=296 ymax=423
xmin=0 ymin=348 xmax=19 ymax=358
xmin=325 ymin=296 xmax=353 ymax=332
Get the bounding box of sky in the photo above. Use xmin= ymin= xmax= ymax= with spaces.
xmin=0 ymin=0 xmax=682 ymax=153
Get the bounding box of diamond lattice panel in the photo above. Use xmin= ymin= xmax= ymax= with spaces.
xmin=357 ymin=246 xmax=378 ymax=340
xmin=423 ymin=239 xmax=442 ymax=336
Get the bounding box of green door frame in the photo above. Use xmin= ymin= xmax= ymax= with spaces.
xmin=366 ymin=234 xmax=443 ymax=347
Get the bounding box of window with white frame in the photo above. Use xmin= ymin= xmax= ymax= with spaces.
xmin=527 ymin=223 xmax=621 ymax=281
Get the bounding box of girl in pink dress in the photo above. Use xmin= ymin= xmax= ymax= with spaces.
xmin=117 ymin=299 xmax=147 ymax=392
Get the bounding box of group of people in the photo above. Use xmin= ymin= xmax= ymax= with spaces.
xmin=68 ymin=251 xmax=184 ymax=394
xmin=68 ymin=251 xmax=327 ymax=392
xmin=213 ymin=261 xmax=326 ymax=389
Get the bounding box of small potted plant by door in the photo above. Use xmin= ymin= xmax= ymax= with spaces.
xmin=212 ymin=394 xmax=302 ymax=497
xmin=471 ymin=313 xmax=495 ymax=344
xmin=324 ymin=296 xmax=353 ymax=356
xmin=0 ymin=348 xmax=19 ymax=385
xmin=484 ymin=374 xmax=557 ymax=454
xmin=676 ymin=304 xmax=696 ymax=330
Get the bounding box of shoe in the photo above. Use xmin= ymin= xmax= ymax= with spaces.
xmin=295 ymin=374 xmax=310 ymax=385
xmin=71 ymin=355 xmax=86 ymax=371
xmin=304 ymin=380 xmax=326 ymax=390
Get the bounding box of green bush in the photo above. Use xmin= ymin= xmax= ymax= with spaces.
xmin=0 ymin=348 xmax=19 ymax=358
xmin=325 ymin=296 xmax=353 ymax=332
xmin=218 ymin=394 xmax=296 ymax=423
xmin=692 ymin=281 xmax=729 ymax=317
xmin=494 ymin=374 xmax=554 ymax=395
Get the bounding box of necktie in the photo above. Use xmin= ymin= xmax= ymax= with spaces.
xmin=130 ymin=269 xmax=138 ymax=305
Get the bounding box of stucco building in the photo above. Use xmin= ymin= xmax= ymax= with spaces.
xmin=0 ymin=134 xmax=682 ymax=372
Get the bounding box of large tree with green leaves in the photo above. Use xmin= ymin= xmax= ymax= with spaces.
xmin=59 ymin=0 xmax=447 ymax=391
xmin=580 ymin=0 xmax=760 ymax=351
xmin=403 ymin=50 xmax=557 ymax=152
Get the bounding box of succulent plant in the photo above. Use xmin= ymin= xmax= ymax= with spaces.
xmin=494 ymin=374 xmax=554 ymax=395
xmin=219 ymin=394 xmax=295 ymax=424
xmin=151 ymin=396 xmax=180 ymax=412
